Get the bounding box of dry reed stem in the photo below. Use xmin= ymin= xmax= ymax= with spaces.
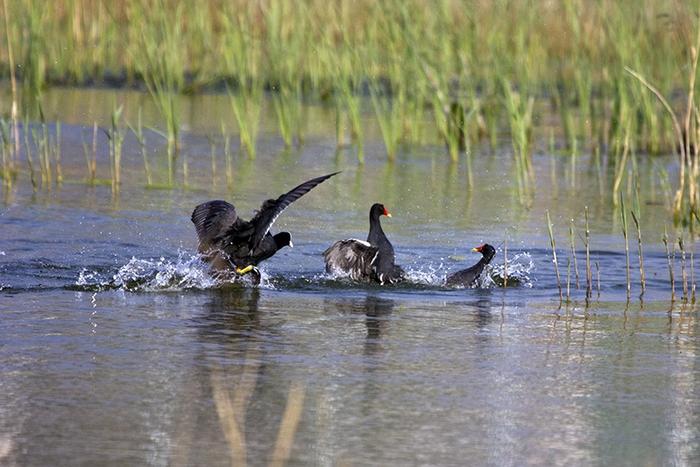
xmin=619 ymin=194 xmax=631 ymax=301
xmin=625 ymin=67 xmax=687 ymax=218
xmin=584 ymin=206 xmax=592 ymax=298
xmin=663 ymin=227 xmax=675 ymax=302
xmin=679 ymin=236 xmax=688 ymax=301
xmin=630 ymin=210 xmax=646 ymax=295
xmin=546 ymin=210 xmax=563 ymax=302
xmin=569 ymin=219 xmax=579 ymax=288
xmin=691 ymin=244 xmax=696 ymax=303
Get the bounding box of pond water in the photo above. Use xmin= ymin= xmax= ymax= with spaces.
xmin=0 ymin=88 xmax=698 ymax=465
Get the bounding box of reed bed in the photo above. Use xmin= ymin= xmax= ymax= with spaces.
xmin=0 ymin=1 xmax=697 ymax=218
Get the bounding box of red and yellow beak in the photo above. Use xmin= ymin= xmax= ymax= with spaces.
xmin=383 ymin=207 xmax=392 ymax=217
xmin=471 ymin=244 xmax=485 ymax=253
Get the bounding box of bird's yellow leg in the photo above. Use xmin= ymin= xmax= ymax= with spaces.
xmin=235 ymin=265 xmax=255 ymax=275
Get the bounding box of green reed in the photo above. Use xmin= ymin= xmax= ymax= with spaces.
xmin=23 ymin=116 xmax=36 ymax=190
xmin=129 ymin=0 xmax=183 ymax=159
xmin=370 ymin=82 xmax=404 ymax=162
xmin=502 ymin=79 xmax=534 ymax=205
xmin=127 ymin=110 xmax=151 ymax=187
xmin=106 ymin=105 xmax=125 ymax=194
xmin=0 ymin=0 xmax=698 ymax=215
xmin=228 ymin=83 xmax=262 ymax=160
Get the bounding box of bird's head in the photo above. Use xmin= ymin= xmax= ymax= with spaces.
xmin=370 ymin=203 xmax=392 ymax=218
xmin=472 ymin=243 xmax=496 ymax=261
xmin=274 ymin=232 xmax=293 ymax=249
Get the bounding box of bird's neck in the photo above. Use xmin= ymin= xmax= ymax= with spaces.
xmin=476 ymin=251 xmax=494 ymax=270
xmin=367 ymin=215 xmax=387 ymax=245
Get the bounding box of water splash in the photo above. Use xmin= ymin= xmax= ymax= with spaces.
xmin=75 ymin=251 xmax=225 ymax=292
xmin=483 ymin=252 xmax=535 ymax=288
xmin=72 ymin=251 xmax=536 ymax=292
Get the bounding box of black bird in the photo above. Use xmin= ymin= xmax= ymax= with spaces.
xmin=192 ymin=172 xmax=339 ymax=281
xmin=445 ymin=243 xmax=496 ymax=287
xmin=323 ymin=203 xmax=404 ymax=284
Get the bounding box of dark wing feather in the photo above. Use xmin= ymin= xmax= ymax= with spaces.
xmin=191 ymin=200 xmax=238 ymax=250
xmin=323 ymin=239 xmax=378 ymax=281
xmin=249 ymin=172 xmax=340 ymax=250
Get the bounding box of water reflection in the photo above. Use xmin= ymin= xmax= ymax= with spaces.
xmin=323 ymin=294 xmax=395 ymax=348
xmin=196 ymin=287 xmax=262 ymax=341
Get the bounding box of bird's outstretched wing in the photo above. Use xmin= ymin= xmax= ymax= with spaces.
xmin=191 ymin=200 xmax=238 ymax=250
xmin=323 ymin=239 xmax=378 ymax=281
xmin=249 ymin=171 xmax=340 ymax=250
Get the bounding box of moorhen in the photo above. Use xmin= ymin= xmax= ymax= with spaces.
xmin=192 ymin=172 xmax=339 ymax=280
xmin=323 ymin=203 xmax=404 ymax=284
xmin=445 ymin=243 xmax=496 ymax=287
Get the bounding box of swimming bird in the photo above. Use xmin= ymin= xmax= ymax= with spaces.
xmin=323 ymin=203 xmax=404 ymax=284
xmin=192 ymin=172 xmax=339 ymax=281
xmin=445 ymin=243 xmax=496 ymax=287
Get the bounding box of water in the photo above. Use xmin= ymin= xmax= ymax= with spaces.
xmin=0 ymin=88 xmax=698 ymax=466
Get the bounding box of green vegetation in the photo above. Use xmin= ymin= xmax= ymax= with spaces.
xmin=0 ymin=0 xmax=699 ymax=223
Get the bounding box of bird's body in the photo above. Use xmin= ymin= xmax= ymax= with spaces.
xmin=191 ymin=172 xmax=338 ymax=281
xmin=445 ymin=244 xmax=496 ymax=287
xmin=323 ymin=203 xmax=404 ymax=284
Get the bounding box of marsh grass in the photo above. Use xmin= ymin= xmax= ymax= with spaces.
xmin=0 ymin=118 xmax=15 ymax=186
xmin=106 ymin=105 xmax=125 ymax=194
xmin=229 ymin=84 xmax=262 ymax=159
xmin=130 ymin=0 xmax=182 ymax=157
xmin=502 ymin=79 xmax=534 ymax=206
xmin=272 ymin=83 xmax=304 ymax=149
xmin=370 ymin=83 xmax=404 ymax=162
xmin=221 ymin=122 xmax=233 ymax=190
xmin=127 ymin=111 xmax=152 ymax=187
xmin=23 ymin=117 xmax=36 ymax=190
xmin=2 ymin=0 xmax=700 ymax=237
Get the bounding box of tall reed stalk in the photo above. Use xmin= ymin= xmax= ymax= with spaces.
xmin=569 ymin=219 xmax=579 ymax=289
xmin=584 ymin=206 xmax=592 ymax=298
xmin=630 ymin=210 xmax=646 ymax=296
xmin=663 ymin=227 xmax=675 ymax=302
xmin=679 ymin=236 xmax=688 ymax=301
xmin=106 ymin=106 xmax=125 ymax=194
xmin=546 ymin=210 xmax=563 ymax=302
xmin=619 ymin=194 xmax=631 ymax=301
